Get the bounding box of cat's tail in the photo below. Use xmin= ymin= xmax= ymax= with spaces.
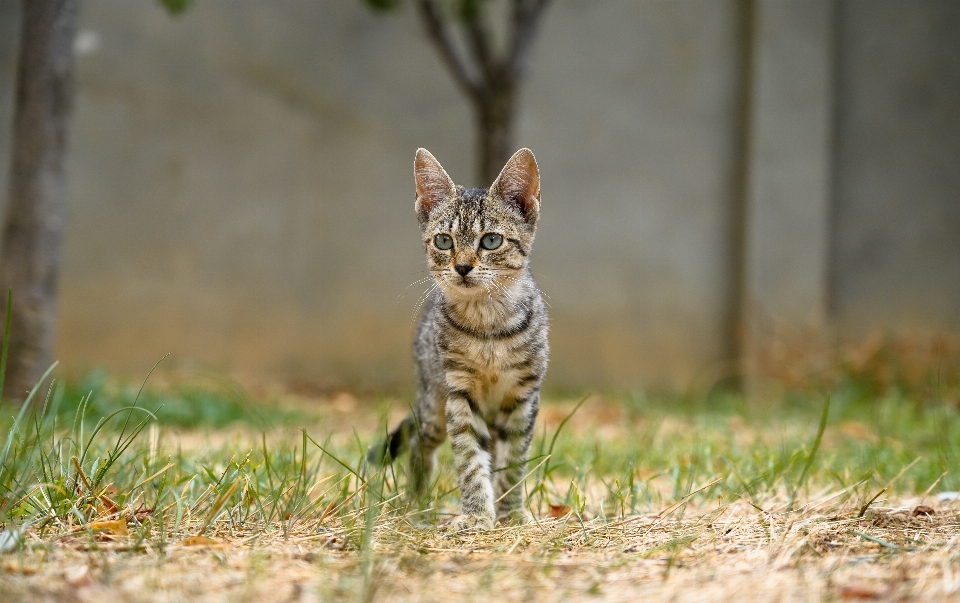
xmin=366 ymin=415 xmax=415 ymax=466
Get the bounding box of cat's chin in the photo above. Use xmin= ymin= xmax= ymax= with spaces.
xmin=439 ymin=280 xmax=488 ymax=300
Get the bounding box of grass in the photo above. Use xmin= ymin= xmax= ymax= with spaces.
xmin=0 ymin=365 xmax=958 ymax=601
xmin=54 ymin=367 xmax=305 ymax=429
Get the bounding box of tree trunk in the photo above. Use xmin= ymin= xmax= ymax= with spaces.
xmin=474 ymin=84 xmax=516 ymax=185
xmin=0 ymin=0 xmax=79 ymax=400
xmin=723 ymin=0 xmax=756 ymax=392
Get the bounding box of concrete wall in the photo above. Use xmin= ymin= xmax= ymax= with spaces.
xmin=744 ymin=0 xmax=834 ymax=327
xmin=0 ymin=0 xmax=956 ymax=389
xmin=831 ymin=0 xmax=960 ymax=334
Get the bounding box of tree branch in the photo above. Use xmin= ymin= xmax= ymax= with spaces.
xmin=462 ymin=8 xmax=497 ymax=85
xmin=416 ymin=0 xmax=482 ymax=97
xmin=508 ymin=0 xmax=551 ymax=79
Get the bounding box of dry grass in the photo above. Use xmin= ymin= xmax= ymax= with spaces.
xmin=2 ymin=492 xmax=959 ymax=602
xmin=2 ymin=369 xmax=960 ymax=602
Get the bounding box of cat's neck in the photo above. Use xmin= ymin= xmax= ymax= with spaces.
xmin=439 ymin=269 xmax=536 ymax=332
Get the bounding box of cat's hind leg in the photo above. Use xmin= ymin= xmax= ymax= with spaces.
xmin=408 ymin=413 xmax=445 ymax=500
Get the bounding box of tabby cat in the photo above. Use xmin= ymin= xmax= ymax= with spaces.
xmin=368 ymin=147 xmax=549 ymax=532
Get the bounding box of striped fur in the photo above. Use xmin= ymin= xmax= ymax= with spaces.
xmin=368 ymin=148 xmax=549 ymax=532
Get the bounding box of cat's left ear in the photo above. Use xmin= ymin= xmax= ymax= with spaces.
xmin=492 ymin=148 xmax=540 ymax=224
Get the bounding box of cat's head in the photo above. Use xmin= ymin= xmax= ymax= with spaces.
xmin=413 ymin=148 xmax=540 ymax=298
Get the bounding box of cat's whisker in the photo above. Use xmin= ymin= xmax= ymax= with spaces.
xmin=487 ymin=276 xmax=533 ymax=313
xmin=525 ymin=272 xmax=554 ymax=304
xmin=411 ymin=283 xmax=439 ymax=322
xmin=397 ymin=276 xmax=437 ymax=303
xmin=491 ymin=272 xmax=552 ymax=308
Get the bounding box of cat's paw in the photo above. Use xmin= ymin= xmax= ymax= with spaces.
xmin=449 ymin=513 xmax=495 ymax=533
xmin=497 ymin=508 xmax=533 ymax=526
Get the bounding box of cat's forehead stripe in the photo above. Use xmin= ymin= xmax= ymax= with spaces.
xmin=426 ymin=184 xmax=533 ymax=244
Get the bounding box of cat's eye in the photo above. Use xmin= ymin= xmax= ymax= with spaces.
xmin=480 ymin=233 xmax=503 ymax=250
xmin=434 ymin=234 xmax=454 ymax=250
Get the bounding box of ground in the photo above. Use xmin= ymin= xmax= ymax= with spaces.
xmin=1 ymin=374 xmax=959 ymax=601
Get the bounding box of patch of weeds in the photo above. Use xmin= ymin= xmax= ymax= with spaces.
xmin=2 ymin=368 xmax=305 ymax=430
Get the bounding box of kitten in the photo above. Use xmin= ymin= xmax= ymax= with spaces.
xmin=368 ymin=147 xmax=549 ymax=532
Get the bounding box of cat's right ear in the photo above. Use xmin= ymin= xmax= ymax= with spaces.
xmin=414 ymin=148 xmax=456 ymax=222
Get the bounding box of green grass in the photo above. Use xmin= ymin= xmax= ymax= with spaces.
xmin=1 ymin=371 xmax=959 ymax=601
xmin=1 ymin=374 xmax=957 ymax=540
xmin=43 ymin=368 xmax=304 ymax=429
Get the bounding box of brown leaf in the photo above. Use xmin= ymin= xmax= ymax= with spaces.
xmin=838 ymin=584 xmax=880 ymax=599
xmin=87 ymin=520 xmax=128 ymax=536
xmin=181 ymin=535 xmax=223 ymax=547
xmin=549 ymin=504 xmax=572 ymax=518
xmin=912 ymin=505 xmax=935 ymax=517
xmin=98 ymin=485 xmax=119 ymax=514
xmin=331 ymin=392 xmax=357 ymax=413
xmin=99 ymin=499 xmax=119 ymax=514
xmin=63 ymin=564 xmax=93 ymax=587
xmin=2 ymin=560 xmax=37 ymax=575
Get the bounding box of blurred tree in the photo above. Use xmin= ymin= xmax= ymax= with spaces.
xmin=0 ymin=0 xmax=80 ymax=400
xmin=157 ymin=0 xmax=193 ymax=16
xmin=0 ymin=0 xmax=189 ymax=401
xmin=367 ymin=0 xmax=553 ymax=184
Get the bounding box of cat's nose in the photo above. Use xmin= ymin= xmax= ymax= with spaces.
xmin=454 ymin=263 xmax=474 ymax=276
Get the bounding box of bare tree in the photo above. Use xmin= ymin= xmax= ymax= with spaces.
xmin=369 ymin=0 xmax=553 ymax=184
xmin=0 ymin=0 xmax=80 ymax=400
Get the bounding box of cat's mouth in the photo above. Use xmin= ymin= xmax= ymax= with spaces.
xmin=442 ymin=273 xmax=481 ymax=293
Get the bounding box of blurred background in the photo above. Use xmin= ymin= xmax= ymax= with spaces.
xmin=0 ymin=0 xmax=957 ymax=392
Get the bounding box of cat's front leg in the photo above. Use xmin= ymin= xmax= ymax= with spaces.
xmin=445 ymin=391 xmax=496 ymax=532
xmin=493 ymin=390 xmax=539 ymax=524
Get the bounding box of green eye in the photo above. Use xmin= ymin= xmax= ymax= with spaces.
xmin=434 ymin=234 xmax=453 ymax=250
xmin=480 ymin=233 xmax=503 ymax=250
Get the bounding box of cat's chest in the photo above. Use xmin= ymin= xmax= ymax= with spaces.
xmin=448 ymin=338 xmax=525 ymax=408
xmin=460 ymin=336 xmax=512 ymax=367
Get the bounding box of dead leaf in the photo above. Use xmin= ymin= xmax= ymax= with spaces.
xmin=838 ymin=584 xmax=879 ymax=599
xmin=87 ymin=520 xmax=128 ymax=536
xmin=98 ymin=484 xmax=119 ymax=514
xmin=331 ymin=392 xmax=356 ymax=413
xmin=2 ymin=560 xmax=37 ymax=574
xmin=181 ymin=535 xmax=223 ymax=547
xmin=64 ymin=564 xmax=93 ymax=587
xmin=549 ymin=504 xmax=572 ymax=518
xmin=839 ymin=421 xmax=877 ymax=442
xmin=912 ymin=505 xmax=935 ymax=516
